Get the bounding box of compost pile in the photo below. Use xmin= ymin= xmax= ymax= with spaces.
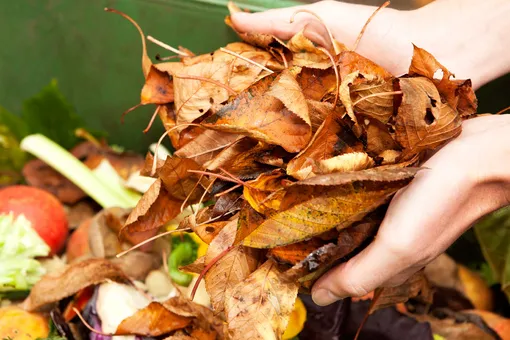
xmin=111 ymin=2 xmax=477 ymax=339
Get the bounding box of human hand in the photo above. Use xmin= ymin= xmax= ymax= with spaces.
xmin=310 ymin=114 xmax=510 ymax=305
xmin=231 ymin=0 xmax=510 ymax=89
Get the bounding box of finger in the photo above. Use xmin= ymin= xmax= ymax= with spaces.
xmin=231 ymin=5 xmax=330 ymax=45
xmin=311 ymin=232 xmax=412 ymax=306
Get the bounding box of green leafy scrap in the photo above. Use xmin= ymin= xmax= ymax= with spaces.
xmin=21 ymin=79 xmax=86 ymax=150
xmin=474 ymin=206 xmax=510 ymax=300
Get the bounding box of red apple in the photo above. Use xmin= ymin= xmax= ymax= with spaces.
xmin=0 ymin=185 xmax=69 ymax=255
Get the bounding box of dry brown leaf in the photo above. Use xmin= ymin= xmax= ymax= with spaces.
xmin=371 ymin=270 xmax=433 ymax=312
xmin=312 ymin=152 xmax=375 ymax=177
xmin=266 ymin=67 xmax=311 ymax=126
xmin=174 ymin=61 xmax=230 ymax=124
xmin=163 ymin=295 xmax=226 ymax=338
xmin=284 ymin=211 xmax=380 ymax=284
xmin=180 ymin=256 xmax=206 ymax=275
xmin=350 ymin=78 xmax=396 ymax=124
xmin=211 ymin=191 xmax=243 ymax=218
xmin=408 ymin=45 xmax=477 ymax=117
xmin=193 ymin=221 xmax=229 ymax=245
xmin=116 ymin=302 xmax=191 ymax=336
xmin=141 ymin=65 xmax=175 ymax=105
xmin=158 ymin=156 xmax=209 ymax=202
xmin=408 ymin=44 xmax=453 ymax=83
xmin=287 ymin=30 xmax=333 ymax=69
xmin=205 ymin=218 xmax=260 ymax=316
xmin=203 ymin=137 xmax=258 ymax=171
xmin=24 ymin=258 xmax=128 ymax=312
xmin=243 ymin=171 xmax=285 ymax=214
xmin=287 ymin=110 xmax=363 ymax=180
xmin=395 ymin=77 xmax=462 ymax=158
xmin=234 ymin=202 xmax=266 ymax=245
xmin=158 ymin=104 xmax=181 ymax=149
xmin=123 ymin=178 xmax=182 ymax=234
xmin=365 ymin=119 xmax=400 ymax=155
xmin=174 ymin=130 xmax=241 ymax=166
xmin=268 ymin=238 xmax=326 ymax=266
xmin=297 ymin=68 xmax=337 ymax=102
xmin=337 ymin=51 xmax=392 ymax=82
xmin=242 ymin=168 xmax=417 ymax=248
xmin=202 ymin=75 xmax=312 ymax=153
xmin=207 ymin=141 xmax=277 ymax=181
xmin=214 ymin=42 xmax=273 ymax=92
xmin=225 ymin=260 xmax=299 ymax=340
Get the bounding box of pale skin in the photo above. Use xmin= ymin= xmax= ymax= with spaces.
xmin=232 ymin=0 xmax=510 ymax=306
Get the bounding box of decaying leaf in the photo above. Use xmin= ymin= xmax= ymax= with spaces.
xmin=116 ymin=302 xmax=191 ymax=336
xmin=287 ymin=30 xmax=333 ymax=70
xmin=225 ymin=260 xmax=299 ymax=340
xmin=164 ymin=295 xmax=226 ymax=338
xmin=395 ymin=77 xmax=462 ymax=158
xmin=202 ymin=75 xmax=312 ymax=153
xmin=205 ymin=219 xmax=260 ymax=316
xmin=242 ymin=168 xmax=418 ymax=248
xmin=287 ymin=109 xmax=363 ymax=180
xmin=371 ymin=271 xmax=434 ymax=312
xmin=268 ymin=238 xmax=326 ymax=266
xmin=141 ymin=65 xmax=175 ymax=105
xmin=123 ymin=178 xmax=181 ymax=234
xmin=174 ymin=130 xmax=241 ymax=165
xmin=24 ymin=258 xmax=128 ymax=312
xmin=173 ymin=60 xmax=231 ymax=124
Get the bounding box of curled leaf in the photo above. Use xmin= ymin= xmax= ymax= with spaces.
xmin=225 ymin=260 xmax=299 ymax=340
xmin=116 ymin=302 xmax=191 ymax=336
xmin=24 ymin=258 xmax=128 ymax=312
xmin=242 ymin=168 xmax=418 ymax=248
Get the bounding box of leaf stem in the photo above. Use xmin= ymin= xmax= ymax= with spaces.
xmin=352 ymin=1 xmax=390 ymax=52
xmin=20 ymin=134 xmax=138 ymax=208
xmin=147 ymin=35 xmax=191 ymax=57
xmin=220 ymin=47 xmax=274 ymax=74
xmin=190 ymin=245 xmax=234 ymax=301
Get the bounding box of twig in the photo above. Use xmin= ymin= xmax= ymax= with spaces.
xmin=291 ymin=9 xmax=340 ymax=55
xmin=151 ymin=123 xmax=202 ymax=176
xmin=143 ymin=105 xmax=161 ymax=133
xmin=194 ymin=177 xmax=217 ymax=220
xmin=276 ymin=49 xmax=289 ymax=69
xmin=116 ymin=228 xmax=190 ymax=258
xmin=121 ymin=103 xmax=142 ymax=124
xmin=147 ymin=35 xmax=191 ymax=57
xmin=215 ymin=184 xmax=242 ymax=197
xmin=181 ymin=173 xmax=204 ymax=212
xmin=352 ymin=1 xmax=391 ymax=51
xmin=220 ymin=47 xmax=274 ymax=74
xmin=318 ymin=47 xmax=340 ymax=107
xmin=174 ymin=74 xmax=238 ymax=96
xmin=495 ymin=105 xmax=510 ymax=115
xmin=191 ymin=245 xmax=234 ymax=301
xmin=73 ymin=308 xmax=113 ymax=336
xmin=352 ymin=90 xmax=402 ymax=106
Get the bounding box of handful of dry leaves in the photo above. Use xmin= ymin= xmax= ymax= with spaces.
xmin=107 ymin=2 xmax=478 ymax=339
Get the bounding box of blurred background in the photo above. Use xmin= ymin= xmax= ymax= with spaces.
xmin=1 ymin=0 xmax=508 ymax=153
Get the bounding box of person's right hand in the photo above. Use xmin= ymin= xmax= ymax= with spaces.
xmin=231 ymin=0 xmax=510 ymax=89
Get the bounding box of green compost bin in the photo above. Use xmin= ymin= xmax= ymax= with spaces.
xmin=0 ymin=0 xmax=301 ymax=153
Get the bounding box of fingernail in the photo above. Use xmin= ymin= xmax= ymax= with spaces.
xmin=312 ymin=288 xmax=342 ymax=306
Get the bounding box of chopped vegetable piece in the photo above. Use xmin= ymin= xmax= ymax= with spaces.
xmin=168 ymin=234 xmax=199 ymax=286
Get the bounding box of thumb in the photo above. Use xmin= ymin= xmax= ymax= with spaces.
xmin=311 ymin=235 xmax=412 ymax=306
xmin=230 ymin=5 xmax=330 ymax=45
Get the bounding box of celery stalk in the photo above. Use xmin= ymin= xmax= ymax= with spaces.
xmin=20 ymin=134 xmax=139 ymax=208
